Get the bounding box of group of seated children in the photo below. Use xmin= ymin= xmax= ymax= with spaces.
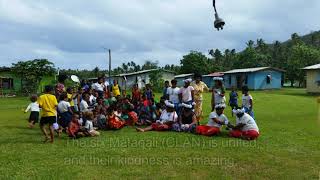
xmin=136 ymin=100 xmax=259 ymax=141
xmin=25 ymin=79 xmax=259 ymax=143
xmin=25 ymin=82 xmax=169 ymax=141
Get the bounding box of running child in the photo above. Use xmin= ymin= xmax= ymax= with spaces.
xmin=24 ymin=95 xmax=40 ymax=128
xmin=37 ymin=85 xmax=58 ymax=143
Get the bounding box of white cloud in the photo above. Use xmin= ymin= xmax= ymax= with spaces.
xmin=0 ymin=0 xmax=320 ymax=69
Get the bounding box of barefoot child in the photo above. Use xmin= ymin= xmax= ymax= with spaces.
xmin=241 ymin=86 xmax=254 ymax=118
xmin=24 ymin=95 xmax=40 ymax=128
xmin=136 ymin=101 xmax=178 ymax=132
xmin=196 ymin=104 xmax=229 ymax=136
xmin=37 ymin=85 xmax=58 ymax=143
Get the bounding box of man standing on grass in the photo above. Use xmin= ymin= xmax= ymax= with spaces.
xmin=37 ymin=85 xmax=58 ymax=143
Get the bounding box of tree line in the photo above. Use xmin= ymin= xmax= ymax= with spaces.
xmin=9 ymin=31 xmax=320 ymax=94
xmin=179 ymin=32 xmax=320 ymax=87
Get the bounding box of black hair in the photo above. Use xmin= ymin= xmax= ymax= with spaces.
xmin=165 ymin=80 xmax=169 ymax=84
xmin=30 ymin=95 xmax=37 ymax=102
xmin=73 ymin=112 xmax=80 ymax=116
xmin=242 ymin=86 xmax=249 ymax=92
xmin=97 ymin=97 xmax=104 ymax=101
xmin=82 ymin=92 xmax=90 ymax=99
xmin=171 ymin=79 xmax=177 ymax=84
xmin=194 ymin=73 xmax=202 ymax=79
xmin=67 ymin=87 xmax=73 ymax=93
xmin=59 ymin=93 xmax=68 ymax=101
xmin=156 ymin=103 xmax=162 ymax=109
xmin=44 ymin=85 xmax=53 ymax=93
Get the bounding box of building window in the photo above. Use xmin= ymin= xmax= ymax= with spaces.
xmin=1 ymin=78 xmax=14 ymax=89
xmin=245 ymin=75 xmax=248 ymax=84
xmin=229 ymin=76 xmax=232 ymax=85
xmin=266 ymin=75 xmax=272 ymax=84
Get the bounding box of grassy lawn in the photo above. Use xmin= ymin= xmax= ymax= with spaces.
xmin=0 ymin=88 xmax=319 ymax=179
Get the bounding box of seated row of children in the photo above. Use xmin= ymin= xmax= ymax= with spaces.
xmin=55 ymin=88 xmax=167 ymax=138
xmin=136 ymin=100 xmax=259 ymax=141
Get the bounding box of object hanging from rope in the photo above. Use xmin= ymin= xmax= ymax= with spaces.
xmin=213 ymin=0 xmax=225 ymax=31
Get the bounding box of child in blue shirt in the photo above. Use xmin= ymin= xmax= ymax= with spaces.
xmin=228 ymin=86 xmax=238 ymax=117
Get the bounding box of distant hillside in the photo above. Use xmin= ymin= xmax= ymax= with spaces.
xmin=282 ymin=30 xmax=320 ymax=48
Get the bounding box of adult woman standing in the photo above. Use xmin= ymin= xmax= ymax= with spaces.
xmin=191 ymin=74 xmax=209 ymax=123
xmin=211 ymin=77 xmax=226 ymax=111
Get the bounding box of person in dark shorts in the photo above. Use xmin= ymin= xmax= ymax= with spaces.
xmin=24 ymin=95 xmax=40 ymax=128
xmin=228 ymin=86 xmax=239 ymax=117
xmin=37 ymin=85 xmax=58 ymax=143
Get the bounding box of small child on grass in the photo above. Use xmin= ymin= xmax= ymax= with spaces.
xmin=24 ymin=95 xmax=40 ymax=128
xmin=228 ymin=86 xmax=238 ymax=117
xmin=241 ymin=86 xmax=254 ymax=119
xmin=83 ymin=111 xmax=100 ymax=137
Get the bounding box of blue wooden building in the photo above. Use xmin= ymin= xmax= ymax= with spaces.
xmin=202 ymin=72 xmax=224 ymax=88
xmin=174 ymin=73 xmax=194 ymax=87
xmin=223 ymin=67 xmax=285 ymax=90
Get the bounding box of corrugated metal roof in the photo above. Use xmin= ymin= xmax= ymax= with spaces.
xmin=303 ymin=64 xmax=320 ymax=70
xmin=174 ymin=73 xmax=194 ymax=78
xmin=224 ymin=67 xmax=285 ymax=74
xmin=118 ymin=69 xmax=174 ymax=77
xmin=203 ymin=72 xmax=224 ymax=77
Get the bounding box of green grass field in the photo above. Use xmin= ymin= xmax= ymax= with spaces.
xmin=0 ymin=88 xmax=319 ymax=179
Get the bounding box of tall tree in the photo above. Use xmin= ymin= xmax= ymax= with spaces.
xmin=286 ymin=44 xmax=320 ymax=87
xmin=93 ymin=66 xmax=100 ymax=77
xmin=180 ymin=51 xmax=210 ymax=74
xmin=12 ymin=59 xmax=56 ymax=93
xmin=142 ymin=60 xmax=158 ymax=70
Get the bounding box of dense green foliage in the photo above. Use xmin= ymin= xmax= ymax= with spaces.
xmin=0 ymin=89 xmax=318 ymax=179
xmin=11 ymin=59 xmax=56 ymax=94
xmin=179 ymin=32 xmax=320 ymax=87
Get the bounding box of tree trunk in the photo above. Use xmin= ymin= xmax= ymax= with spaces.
xmin=290 ymin=80 xmax=294 ymax=87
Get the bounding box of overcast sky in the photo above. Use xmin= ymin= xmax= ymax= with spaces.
xmin=0 ymin=0 xmax=320 ymax=70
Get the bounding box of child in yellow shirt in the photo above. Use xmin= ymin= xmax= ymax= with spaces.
xmin=37 ymin=85 xmax=58 ymax=143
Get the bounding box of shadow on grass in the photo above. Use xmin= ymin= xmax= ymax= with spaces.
xmin=263 ymin=91 xmax=317 ymax=98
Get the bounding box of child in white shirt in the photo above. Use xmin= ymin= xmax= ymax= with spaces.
xmin=83 ymin=111 xmax=100 ymax=137
xmin=136 ymin=101 xmax=178 ymax=132
xmin=178 ymin=79 xmax=194 ymax=104
xmin=241 ymin=86 xmax=254 ymax=118
xmin=24 ymin=95 xmax=40 ymax=128
xmin=57 ymin=93 xmax=73 ymax=130
xmin=196 ymin=104 xmax=229 ymax=136
xmin=228 ymin=108 xmax=259 ymax=140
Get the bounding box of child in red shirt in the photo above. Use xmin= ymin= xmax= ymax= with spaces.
xmin=68 ymin=114 xmax=84 ymax=138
